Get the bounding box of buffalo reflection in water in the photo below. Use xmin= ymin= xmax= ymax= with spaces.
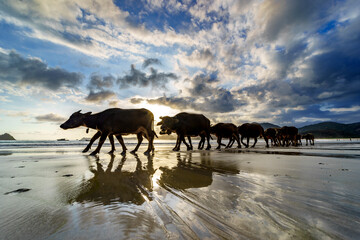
xmin=158 ymin=153 xmax=214 ymax=190
xmin=73 ymin=154 xmax=155 ymax=205
xmin=71 ymin=152 xmax=239 ymax=206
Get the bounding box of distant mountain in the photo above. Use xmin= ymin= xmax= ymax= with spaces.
xmin=259 ymin=123 xmax=280 ymax=130
xmin=0 ymin=133 xmax=16 ymax=140
xmin=299 ymin=122 xmax=360 ymax=138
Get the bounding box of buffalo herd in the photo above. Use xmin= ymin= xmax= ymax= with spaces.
xmin=60 ymin=108 xmax=315 ymax=155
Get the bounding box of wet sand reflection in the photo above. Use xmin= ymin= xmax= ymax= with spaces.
xmin=73 ymin=154 xmax=155 ymax=205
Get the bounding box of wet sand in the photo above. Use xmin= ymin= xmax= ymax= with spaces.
xmin=1 ymin=140 xmax=360 ymax=239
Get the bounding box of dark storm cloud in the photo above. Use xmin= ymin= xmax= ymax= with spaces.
xmin=84 ymin=64 xmax=178 ymax=103
xmin=84 ymin=74 xmax=116 ymax=103
xmin=85 ymin=90 xmax=116 ymax=102
xmin=87 ymin=74 xmax=115 ymax=90
xmin=35 ymin=113 xmax=66 ymax=123
xmin=142 ymin=58 xmax=161 ymax=68
xmin=147 ymin=73 xmax=244 ymax=113
xmin=0 ymin=51 xmax=83 ymax=90
xmin=117 ymin=64 xmax=178 ymax=89
xmin=188 ymin=72 xmax=219 ymax=97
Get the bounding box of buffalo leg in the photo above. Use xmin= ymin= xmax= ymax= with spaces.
xmin=83 ymin=131 xmax=101 ymax=153
xmin=187 ymin=136 xmax=193 ymax=150
xmin=131 ymin=133 xmax=143 ymax=154
xmin=265 ymin=136 xmax=269 ymax=148
xmin=108 ymin=135 xmax=116 ymax=154
xmin=90 ymin=132 xmax=108 ymax=155
xmin=173 ymin=135 xmax=181 ymax=151
xmin=198 ymin=135 xmax=205 ymax=150
xmin=234 ymin=134 xmax=241 ymax=148
xmin=227 ymin=137 xmax=234 ymax=148
xmin=241 ymin=136 xmax=248 ymax=148
xmin=180 ymin=135 xmax=191 ymax=151
xmin=115 ymin=135 xmax=127 ymax=155
xmin=226 ymin=137 xmax=234 ymax=148
xmin=246 ymin=137 xmax=250 ymax=148
xmin=205 ymin=132 xmax=211 ymax=150
xmin=144 ymin=131 xmax=155 ymax=155
xmin=251 ymin=137 xmax=257 ymax=148
xmin=216 ymin=136 xmax=222 ymax=149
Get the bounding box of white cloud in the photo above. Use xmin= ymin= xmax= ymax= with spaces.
xmin=323 ymin=105 xmax=360 ymax=113
xmin=295 ymin=117 xmax=331 ymax=123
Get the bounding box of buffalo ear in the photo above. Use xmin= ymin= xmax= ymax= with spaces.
xmin=159 ymin=116 xmax=163 ymax=119
xmin=85 ymin=112 xmax=92 ymax=116
xmin=157 ymin=121 xmax=163 ymax=126
xmin=77 ymin=110 xmax=81 ymax=113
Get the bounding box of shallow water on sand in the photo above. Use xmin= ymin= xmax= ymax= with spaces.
xmin=1 ymin=140 xmax=360 ymax=239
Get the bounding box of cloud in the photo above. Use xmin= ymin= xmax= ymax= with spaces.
xmin=147 ymin=96 xmax=192 ymax=110
xmin=85 ymin=90 xmax=116 ymax=103
xmin=130 ymin=98 xmax=144 ymax=104
xmin=117 ymin=64 xmax=178 ymax=89
xmin=0 ymin=51 xmax=83 ymax=91
xmin=1 ymin=110 xmax=29 ymax=117
xmin=256 ymin=0 xmax=328 ymax=42
xmin=35 ymin=113 xmax=66 ymax=123
xmin=142 ymin=58 xmax=161 ymax=68
xmin=1 ymin=0 xmax=360 ymax=126
xmin=146 ymin=73 xmax=244 ymax=113
xmin=87 ymin=74 xmax=114 ymax=90
xmin=108 ymin=100 xmax=119 ymax=107
xmin=322 ymin=105 xmax=360 ymax=113
xmin=0 ymin=96 xmax=11 ymax=102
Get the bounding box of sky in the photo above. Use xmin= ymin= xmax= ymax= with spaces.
xmin=0 ymin=0 xmax=360 ymax=140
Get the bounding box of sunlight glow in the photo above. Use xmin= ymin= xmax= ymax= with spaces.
xmin=140 ymin=103 xmax=178 ymax=123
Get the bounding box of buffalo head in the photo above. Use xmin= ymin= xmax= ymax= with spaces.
xmin=157 ymin=116 xmax=178 ymax=135
xmin=60 ymin=110 xmax=92 ymax=129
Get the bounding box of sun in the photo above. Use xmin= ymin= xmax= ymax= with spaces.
xmin=139 ymin=103 xmax=177 ymax=123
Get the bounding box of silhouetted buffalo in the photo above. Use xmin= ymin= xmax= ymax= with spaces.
xmin=302 ymin=133 xmax=315 ymax=145
xmin=60 ymin=108 xmax=157 ymax=155
xmin=263 ymin=127 xmax=279 ymax=147
xmin=210 ymin=123 xmax=241 ymax=149
xmin=238 ymin=123 xmax=264 ymax=148
xmin=157 ymin=112 xmax=211 ymax=151
xmin=277 ymin=126 xmax=298 ymax=146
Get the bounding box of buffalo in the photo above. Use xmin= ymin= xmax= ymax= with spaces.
xmin=157 ymin=112 xmax=211 ymax=151
xmin=60 ymin=108 xmax=157 ymax=155
xmin=210 ymin=123 xmax=241 ymax=149
xmin=238 ymin=123 xmax=264 ymax=148
xmin=302 ymin=133 xmax=315 ymax=145
xmin=276 ymin=126 xmax=298 ymax=146
xmin=263 ymin=128 xmax=279 ymax=147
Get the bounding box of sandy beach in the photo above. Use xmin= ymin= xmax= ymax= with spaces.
xmin=1 ymin=139 xmax=360 ymax=239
